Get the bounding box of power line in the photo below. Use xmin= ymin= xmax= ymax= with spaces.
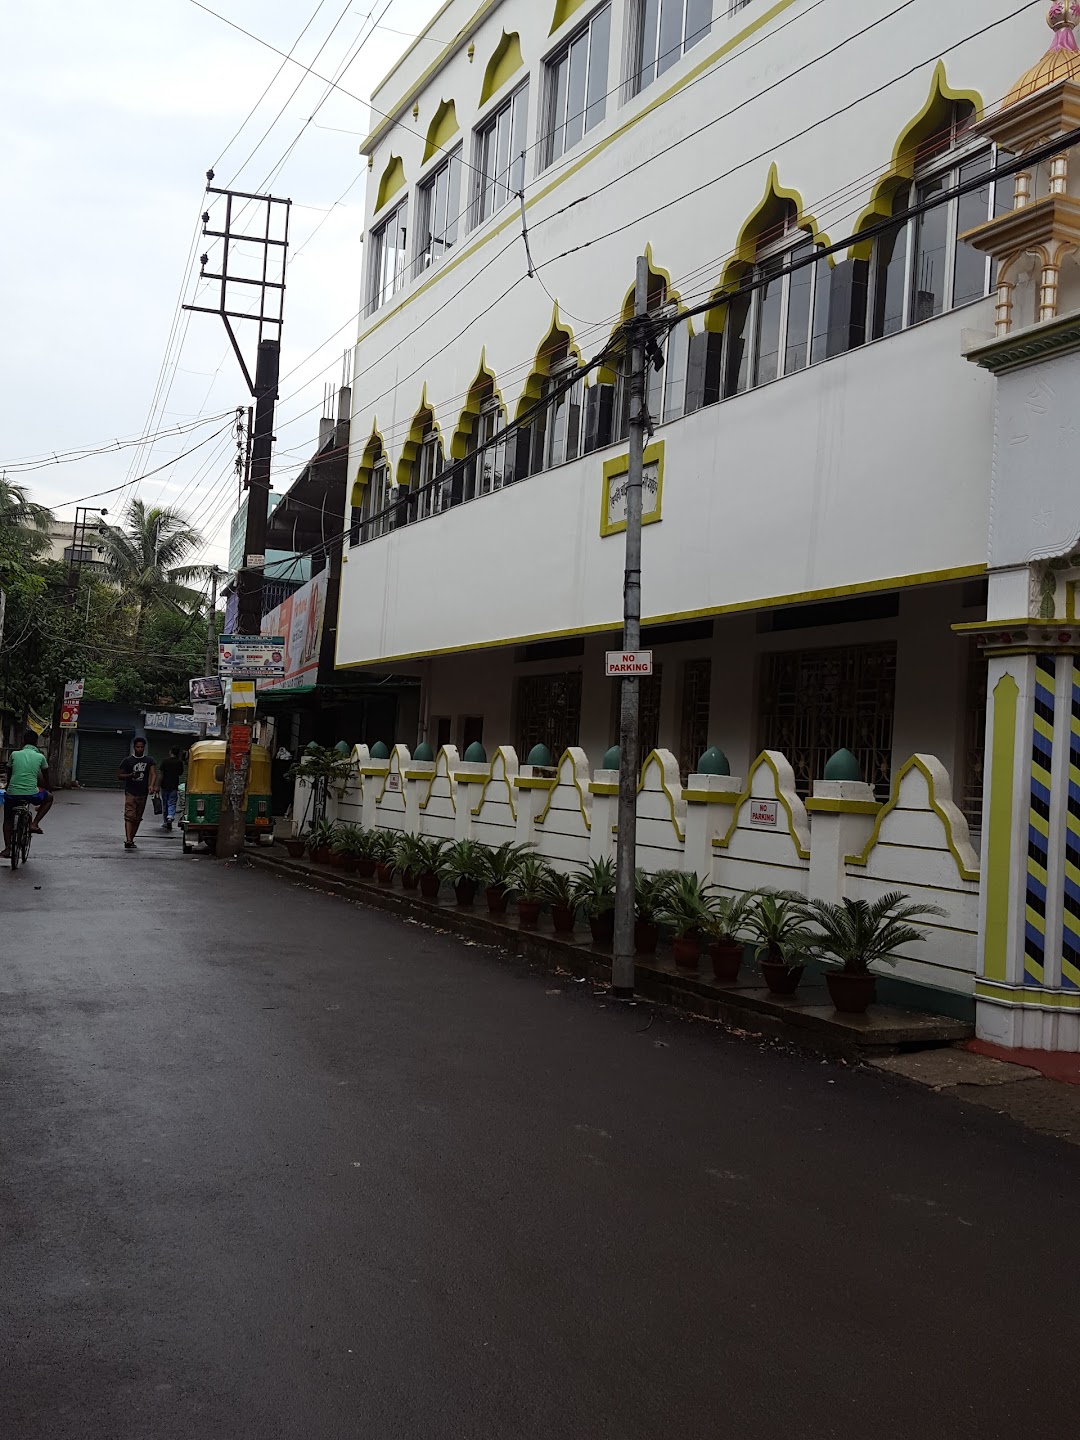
xmin=1 ymin=410 xmax=233 ymax=474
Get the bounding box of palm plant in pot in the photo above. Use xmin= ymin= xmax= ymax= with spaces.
xmin=634 ymin=869 xmax=678 ymax=954
xmin=394 ymin=832 xmax=429 ymax=891
xmin=415 ymin=836 xmax=448 ymax=899
xmin=804 ymin=891 xmax=944 ymax=1014
xmin=480 ymin=840 xmax=531 ymax=914
xmin=704 ymin=891 xmax=755 ymax=983
xmin=331 ymin=824 xmax=367 ymax=874
xmin=512 ymin=854 xmax=553 ymax=930
xmin=541 ymin=867 xmax=577 ymax=935
xmin=308 ymin=818 xmax=339 ymax=865
xmin=656 ymin=871 xmax=715 ymax=970
xmin=369 ymin=829 xmax=397 ymax=885
xmin=352 ymin=827 xmax=378 ymax=879
xmin=742 ymin=890 xmax=817 ymax=995
xmin=439 ymin=839 xmax=487 ymax=906
xmin=570 ymin=856 xmax=617 ymax=945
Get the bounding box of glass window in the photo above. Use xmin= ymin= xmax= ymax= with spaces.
xmin=357 ymin=458 xmax=391 ymax=543
xmin=953 ymin=153 xmax=994 ymax=308
xmin=366 ymin=198 xmax=408 ymax=316
xmin=474 ymin=84 xmax=529 ymax=226
xmin=543 ymin=359 xmax=584 ymax=468
xmin=415 ymin=429 xmax=446 ymax=519
xmin=753 ymin=257 xmax=784 ymax=386
xmin=910 ymin=175 xmax=947 ymax=324
xmin=870 ymin=217 xmax=908 ymax=339
xmin=414 ymin=151 xmax=461 ymax=277
xmin=629 ymin=0 xmax=712 ymax=97
xmin=722 ymin=289 xmax=752 ymax=397
xmin=544 ymin=6 xmax=611 ymax=167
xmin=463 ymin=397 xmax=508 ymax=501
xmin=784 ymin=241 xmax=815 ymax=373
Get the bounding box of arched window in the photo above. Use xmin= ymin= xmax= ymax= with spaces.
xmin=461 ymin=379 xmax=509 ymax=501
xmin=411 ymin=413 xmax=448 ymax=520
xmin=350 ymin=434 xmax=391 ymax=545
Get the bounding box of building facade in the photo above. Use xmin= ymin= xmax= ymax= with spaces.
xmin=336 ymin=0 xmax=1080 ymax=1046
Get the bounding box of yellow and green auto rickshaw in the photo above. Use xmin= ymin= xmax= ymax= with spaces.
xmin=180 ymin=739 xmax=275 ymax=854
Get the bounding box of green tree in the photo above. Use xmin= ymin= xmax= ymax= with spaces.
xmin=98 ymin=500 xmax=209 ymax=646
xmin=0 ymin=477 xmax=53 ymax=562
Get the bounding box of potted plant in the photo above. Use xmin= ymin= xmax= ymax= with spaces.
xmin=308 ymin=819 xmax=339 ymax=865
xmin=805 ymin=891 xmax=944 ymax=1014
xmin=416 ymin=836 xmax=448 ymax=899
xmin=657 ymin=871 xmax=715 ymax=971
xmin=570 ymin=857 xmax=617 ymax=945
xmin=512 ymin=854 xmax=552 ymax=930
xmin=634 ymin=869 xmax=678 ymax=955
xmin=742 ymin=890 xmax=817 ymax=995
xmin=394 ymin=832 xmax=429 ymax=892
xmin=369 ymin=830 xmax=397 ymax=885
xmin=331 ymin=824 xmax=366 ymax=874
xmin=704 ymin=891 xmax=754 ymax=983
xmin=480 ymin=840 xmax=531 ymax=914
xmin=284 ymin=831 xmax=307 ymax=859
xmin=541 ymin=867 xmax=577 ymax=934
xmin=439 ymin=839 xmax=487 ymax=906
xmin=353 ymin=828 xmax=377 ymax=879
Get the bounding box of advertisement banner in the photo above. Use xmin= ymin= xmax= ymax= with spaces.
xmin=259 ymin=569 xmax=329 ymax=693
xmin=190 ymin=675 xmax=225 ymax=704
xmin=60 ymin=700 xmax=81 ymax=729
xmin=219 ymin=635 xmax=286 ymax=680
xmin=64 ymin=678 xmax=85 ymax=702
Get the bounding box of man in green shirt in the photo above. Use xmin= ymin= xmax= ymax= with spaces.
xmin=2 ymin=731 xmax=53 ymax=858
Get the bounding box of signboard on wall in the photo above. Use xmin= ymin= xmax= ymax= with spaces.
xmin=219 ymin=635 xmax=286 ymax=679
xmin=605 ymin=650 xmax=654 ymax=677
xmin=259 ymin=569 xmax=330 ymax=693
xmin=601 ymin=442 xmax=664 ymax=538
xmin=190 ymin=676 xmax=225 ymax=704
xmin=750 ymin=800 xmax=779 ymax=828
xmin=60 ymin=700 xmax=81 ymax=729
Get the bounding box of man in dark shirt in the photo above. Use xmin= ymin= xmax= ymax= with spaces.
xmin=158 ymin=747 xmax=184 ymax=832
xmin=117 ymin=737 xmax=157 ymax=851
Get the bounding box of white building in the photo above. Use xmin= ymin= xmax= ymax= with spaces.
xmin=335 ymin=0 xmax=1080 ymax=1045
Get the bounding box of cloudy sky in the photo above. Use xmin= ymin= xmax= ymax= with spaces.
xmin=2 ymin=0 xmax=442 ymax=567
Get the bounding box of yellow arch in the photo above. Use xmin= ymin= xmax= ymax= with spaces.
xmin=704 ymin=165 xmax=831 ymax=333
xmin=395 ymin=387 xmax=444 ymax=489
xmin=480 ymin=31 xmax=524 ymax=107
xmin=350 ymin=425 xmax=386 ymax=508
xmin=375 ymin=154 xmax=406 ymax=213
xmin=422 ymin=99 xmax=459 ymax=164
xmin=514 ymin=306 xmax=582 ymax=420
xmin=597 ymin=247 xmax=684 ymax=383
xmin=450 ymin=352 xmax=506 ymax=460
xmin=550 ymin=0 xmax=590 ymax=33
xmin=850 ymin=63 xmax=983 ymax=258
xmin=715 ymin=751 xmax=811 ymax=861
xmin=845 ymin=754 xmax=980 ymax=882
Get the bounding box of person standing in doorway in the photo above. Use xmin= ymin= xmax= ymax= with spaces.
xmin=158 ymin=747 xmax=184 ymax=832
xmin=117 ymin=737 xmax=157 ymax=850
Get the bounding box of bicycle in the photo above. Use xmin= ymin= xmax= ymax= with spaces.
xmin=9 ymin=801 xmax=33 ymax=871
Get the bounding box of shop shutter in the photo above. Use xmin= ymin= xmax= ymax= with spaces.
xmin=75 ymin=731 xmax=131 ymax=788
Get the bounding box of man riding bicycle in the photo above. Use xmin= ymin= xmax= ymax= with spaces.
xmin=2 ymin=730 xmax=53 ymax=859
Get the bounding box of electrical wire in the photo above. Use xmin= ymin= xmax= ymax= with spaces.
xmin=1 ymin=410 xmax=234 ymax=474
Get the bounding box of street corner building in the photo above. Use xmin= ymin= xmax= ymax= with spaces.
xmin=328 ymin=0 xmax=1080 ymax=1052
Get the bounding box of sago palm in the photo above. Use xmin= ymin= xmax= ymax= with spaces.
xmin=98 ymin=499 xmax=209 ymax=644
xmin=804 ymin=891 xmax=945 ymax=975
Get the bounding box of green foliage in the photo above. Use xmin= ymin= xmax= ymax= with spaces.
xmin=570 ymin=856 xmax=617 ymax=918
xmin=438 ymin=839 xmax=488 ymax=884
xmin=656 ymin=872 xmax=716 ymax=938
xmin=288 ymin=745 xmax=355 ymax=788
xmin=804 ymin=891 xmax=945 ymax=974
xmin=367 ymin=830 xmax=398 ymax=864
xmin=331 ymin=824 xmax=370 ymax=857
xmin=479 ymin=839 xmax=532 ymax=887
xmin=742 ymin=890 xmax=818 ymax=970
xmin=512 ymin=853 xmax=553 ymax=902
xmin=634 ymin=868 xmax=679 ymax=923
xmin=394 ymin=831 xmax=431 ymax=875
xmin=98 ymin=500 xmax=209 ymax=646
xmin=540 ymin=866 xmax=575 ymax=909
xmin=705 ymin=891 xmax=757 ymax=945
xmin=308 ymin=818 xmax=340 ymax=849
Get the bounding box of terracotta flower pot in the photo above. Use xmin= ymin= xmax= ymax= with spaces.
xmin=375 ymin=861 xmax=395 ymax=886
xmin=401 ymin=868 xmax=420 ymax=892
xmin=517 ymin=899 xmax=542 ymax=929
xmin=284 ymin=839 xmax=306 ymax=859
xmin=760 ymin=961 xmax=804 ymax=995
xmin=486 ymin=884 xmax=510 ymax=914
xmin=826 ymin=970 xmax=877 ymax=1014
xmin=551 ymin=904 xmax=576 ymax=934
xmin=455 ymin=879 xmax=477 ymax=907
xmin=709 ymin=940 xmax=742 ymax=984
xmin=635 ymin=920 xmax=659 ymax=955
xmin=419 ymin=870 xmax=441 ymax=900
xmin=589 ymin=911 xmax=615 ymax=946
xmin=329 ymin=851 xmax=347 ymax=869
xmin=311 ymin=846 xmax=332 ymax=865
xmin=340 ymin=856 xmax=359 ymax=875
xmin=672 ymin=934 xmax=701 ymax=971
xmin=357 ymin=858 xmax=376 ymax=879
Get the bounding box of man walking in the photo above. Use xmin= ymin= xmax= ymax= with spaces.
xmin=158 ymin=747 xmax=184 ymax=832
xmin=117 ymin=737 xmax=157 ymax=851
xmin=1 ymin=731 xmax=53 ymax=859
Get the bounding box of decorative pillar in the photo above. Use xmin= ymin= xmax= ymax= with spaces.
xmin=588 ymin=744 xmax=620 ymax=864
xmin=452 ymin=742 xmax=488 ymax=841
xmin=805 ymin=750 xmax=881 ymax=905
xmin=514 ymin=745 xmax=556 ymax=847
xmin=681 ymin=747 xmax=740 ymax=880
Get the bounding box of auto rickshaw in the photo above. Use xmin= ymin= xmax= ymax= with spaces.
xmin=180 ymin=739 xmax=275 ymax=854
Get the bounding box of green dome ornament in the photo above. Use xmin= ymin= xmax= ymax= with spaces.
xmin=333 ymin=740 xmax=351 ymax=756
xmin=525 ymin=743 xmax=554 ymax=767
xmin=463 ymin=741 xmax=487 ymax=763
xmin=305 ymin=740 xmax=321 ymax=754
xmin=696 ymin=746 xmax=730 ymax=776
xmin=413 ymin=742 xmax=435 ymax=762
xmin=601 ymin=744 xmax=620 ymax=770
xmin=823 ymin=748 xmax=862 ymax=782
xmin=369 ymin=740 xmax=390 ymax=760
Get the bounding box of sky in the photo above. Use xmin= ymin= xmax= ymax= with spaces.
xmin=1 ymin=0 xmax=443 ymax=568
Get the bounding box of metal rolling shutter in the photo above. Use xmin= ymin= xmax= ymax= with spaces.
xmin=75 ymin=731 xmax=131 ymax=789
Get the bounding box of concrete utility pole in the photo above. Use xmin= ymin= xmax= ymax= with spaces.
xmin=612 ymin=256 xmax=650 ymax=999
xmin=184 ymin=179 xmax=290 ymax=858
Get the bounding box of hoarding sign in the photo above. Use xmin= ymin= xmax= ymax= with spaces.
xmin=258 ymin=569 xmax=329 ymax=693
xmin=60 ymin=700 xmax=81 ymax=729
xmin=219 ymin=635 xmax=286 ymax=679
xmin=64 ymin=678 xmax=85 ymax=702
xmin=190 ymin=676 xmax=225 ymax=704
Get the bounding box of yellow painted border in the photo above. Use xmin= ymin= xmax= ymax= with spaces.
xmin=600 ymin=441 xmax=665 ymax=538
xmin=805 ymin=798 xmax=881 ymax=816
xmin=844 ymin=754 xmax=980 ymax=883
xmin=588 ymin=783 xmax=618 ymax=796
xmin=983 ymin=673 xmax=1019 ymax=982
xmin=418 ymin=746 xmax=459 ymax=815
xmin=682 ymin=789 xmax=740 ymax=805
xmin=337 ymin=564 xmax=987 ymax=670
xmin=976 ymin=979 xmax=1080 ymax=1010
xmin=367 ymin=0 xmax=499 ymax=141
xmin=469 ymin=747 xmax=518 ymax=820
xmin=713 ymin=752 xmax=810 ymax=861
xmin=534 ymin=748 xmax=592 ymax=831
xmin=637 ymin=749 xmax=685 ymax=843
xmin=514 ymin=776 xmax=556 ymax=791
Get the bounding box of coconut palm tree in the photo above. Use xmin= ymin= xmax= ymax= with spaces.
xmin=0 ymin=477 xmax=53 ymax=561
xmin=98 ymin=500 xmax=209 ymax=645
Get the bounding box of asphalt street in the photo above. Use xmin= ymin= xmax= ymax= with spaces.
xmin=1 ymin=790 xmax=1076 ymax=1439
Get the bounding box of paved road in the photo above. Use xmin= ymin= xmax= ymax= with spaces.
xmin=2 ymin=791 xmax=1076 ymax=1439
